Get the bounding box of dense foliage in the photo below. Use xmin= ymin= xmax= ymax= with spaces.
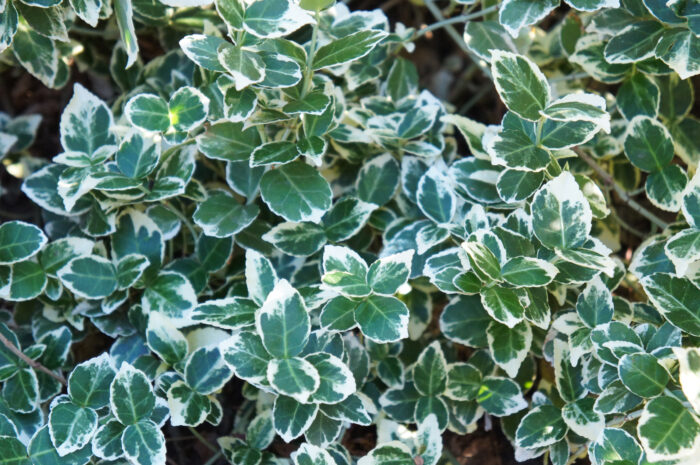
xmin=0 ymin=0 xmax=699 ymax=465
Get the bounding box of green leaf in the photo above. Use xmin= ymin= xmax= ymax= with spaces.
xmin=218 ymin=45 xmax=266 ymax=90
xmin=306 ymin=352 xmax=355 ymax=404
xmin=653 ymin=29 xmax=700 ymax=80
xmin=116 ymin=131 xmax=161 ymax=179
xmin=246 ymin=249 xmax=278 ymax=307
xmin=640 ymin=273 xmax=700 ymax=336
xmin=417 ymin=160 xmax=456 ymax=224
xmin=322 ymin=197 xmax=375 ymax=242
xmin=193 ymin=191 xmax=259 ymax=238
xmin=168 ymin=86 xmax=209 ymax=132
xmin=440 ymin=295 xmax=491 ymax=347
xmin=255 ymin=279 xmax=310 ymax=359
xmin=0 ymin=221 xmax=46 ymax=265
xmin=268 ymin=357 xmax=320 ymax=403
xmin=463 ymin=20 xmax=517 ymax=61
xmin=192 ymin=297 xmax=256 ymax=330
xmin=576 ymin=275 xmax=613 ymax=328
xmin=413 ymin=341 xmax=447 ymax=396
xmin=355 ymin=295 xmax=409 ymax=343
xmin=445 ymin=363 xmax=482 ymax=401
xmin=260 ymin=161 xmax=332 ymax=223
xmin=220 ymin=331 xmax=271 ymax=387
xmin=367 ymin=250 xmax=413 ymax=296
xmin=292 ymin=443 xmax=337 ymax=465
xmin=5 ymin=261 xmax=47 ymax=302
xmin=617 ymin=73 xmax=660 ymax=120
xmin=638 ymin=396 xmax=700 ymax=461
xmin=532 ymin=172 xmax=592 ymax=250
xmin=3 ymin=368 xmax=39 ymax=413
xmin=251 ymin=141 xmax=299 ymax=167
xmin=283 ymin=91 xmax=331 ymax=116
xmin=125 ymin=94 xmax=170 ymax=133
xmin=673 ymin=347 xmax=700 ymax=414
xmin=59 ymin=83 xmax=117 ymax=162
xmin=462 ymin=241 xmax=501 ymax=283
xmin=618 ymin=353 xmax=669 ymax=398
xmin=114 ymin=0 xmax=139 ymax=68
xmin=273 ymin=395 xmax=318 ymax=442
xmin=0 ymin=436 xmax=30 ymax=465
xmin=486 ymin=120 xmax=550 ymax=172
xmin=197 ymin=122 xmax=261 ymax=162
xmin=623 ymin=116 xmax=674 ymax=172
xmin=356 ymin=153 xmax=399 ymax=206
xmin=29 ymin=426 xmax=91 ymax=465
xmin=498 ymin=0 xmax=559 ymax=38
xmin=481 ymin=286 xmax=525 ymax=328
xmin=312 ymin=30 xmax=388 ymax=70
xmin=321 ymin=393 xmax=371 ymax=425
xmin=142 ymin=272 xmax=197 ymax=328
xmin=486 ymin=321 xmax=532 ymax=378
xmin=185 ymin=346 xmax=233 ymax=395
xmin=490 ymin=51 xmax=550 ymax=121
xmin=561 ymin=398 xmax=604 ymax=441
xmin=122 ymin=420 xmax=166 ymax=465
xmin=180 ymin=34 xmax=227 ymax=72
xmin=604 ymin=21 xmax=665 ymax=64
xmin=476 ymin=376 xmax=527 ymax=417
xmin=541 ymin=93 xmax=610 ymax=133
xmin=501 ymin=257 xmax=557 ymax=287
xmin=322 ymin=246 xmax=370 ymax=297
xmin=262 ymin=222 xmax=327 ymax=257
xmin=68 ymin=353 xmax=116 ymax=409
xmin=48 ymin=401 xmax=97 ymax=456
xmin=145 ymin=313 xmax=188 ymax=366
xmin=357 ymin=442 xmax=413 ymax=465
xmin=110 ymin=363 xmax=156 ymax=425
xmin=92 ymin=419 xmax=125 ymax=461
xmin=57 ymin=255 xmax=118 ymax=299
xmin=646 ymin=164 xmax=687 ymax=212
xmin=242 ymin=0 xmax=312 ymax=38
xmin=515 ymin=405 xmax=568 ymax=449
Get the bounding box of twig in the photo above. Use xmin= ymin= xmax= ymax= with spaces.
xmin=188 ymin=427 xmax=219 ymax=454
xmin=203 ymin=450 xmax=223 ymax=465
xmin=421 ymin=0 xmax=491 ymax=78
xmin=0 ymin=331 xmax=67 ymax=386
xmin=573 ymin=148 xmax=670 ymax=230
xmin=414 ymin=5 xmax=499 ymax=38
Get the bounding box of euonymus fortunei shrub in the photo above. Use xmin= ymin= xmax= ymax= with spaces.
xmin=0 ymin=0 xmax=699 ymax=464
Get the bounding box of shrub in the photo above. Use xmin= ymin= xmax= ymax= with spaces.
xmin=0 ymin=1 xmax=699 ymax=465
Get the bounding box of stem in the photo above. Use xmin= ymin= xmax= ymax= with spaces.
xmin=302 ymin=10 xmax=321 ymax=98
xmin=573 ymin=147 xmax=670 ymax=230
xmin=203 ymin=451 xmax=223 ymax=465
xmin=422 ymin=0 xmax=491 ymax=78
xmin=163 ymin=201 xmax=198 ymax=247
xmin=0 ymin=331 xmax=67 ymax=386
xmin=414 ymin=4 xmax=499 ymax=38
xmin=188 ymin=427 xmax=218 ymax=454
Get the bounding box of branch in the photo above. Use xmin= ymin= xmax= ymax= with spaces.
xmin=414 ymin=5 xmax=499 ymax=38
xmin=0 ymin=330 xmax=67 ymax=386
xmin=421 ymin=0 xmax=492 ymax=78
xmin=573 ymin=147 xmax=671 ymax=230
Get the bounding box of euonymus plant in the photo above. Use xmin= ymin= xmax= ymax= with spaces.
xmin=0 ymin=0 xmax=699 ymax=464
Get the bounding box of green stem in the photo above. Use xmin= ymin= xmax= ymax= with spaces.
xmin=422 ymin=0 xmax=491 ymax=78
xmin=302 ymin=10 xmax=321 ymax=97
xmin=163 ymin=201 xmax=198 ymax=246
xmin=574 ymin=147 xmax=670 ymax=230
xmin=203 ymin=451 xmax=223 ymax=465
xmin=188 ymin=427 xmax=218 ymax=454
xmin=414 ymin=4 xmax=499 ymax=38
